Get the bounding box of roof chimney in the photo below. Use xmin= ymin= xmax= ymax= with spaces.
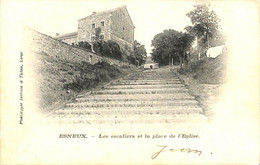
xmin=92 ymin=12 xmax=96 ymax=14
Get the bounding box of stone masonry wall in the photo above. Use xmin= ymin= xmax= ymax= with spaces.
xmin=110 ymin=7 xmax=134 ymax=51
xmin=61 ymin=36 xmax=78 ymax=45
xmin=76 ymin=6 xmax=134 ymax=51
xmin=23 ymin=27 xmax=130 ymax=67
xmin=77 ymin=13 xmax=111 ymax=43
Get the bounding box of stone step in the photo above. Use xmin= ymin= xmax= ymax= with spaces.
xmin=62 ymin=104 xmax=201 ymax=111
xmin=66 ymin=100 xmax=198 ymax=108
xmin=122 ymin=78 xmax=179 ymax=80
xmin=76 ymin=93 xmax=195 ymax=102
xmin=54 ymin=107 xmax=203 ymax=115
xmin=47 ymin=114 xmax=208 ymax=124
xmin=52 ymin=113 xmax=204 ymax=119
xmin=105 ymin=84 xmax=184 ymax=89
xmin=119 ymin=79 xmax=181 ymax=83
xmin=129 ymin=72 xmax=173 ymax=75
xmin=90 ymin=88 xmax=187 ymax=95
xmin=46 ymin=67 xmax=208 ymax=125
xmin=66 ymin=100 xmax=199 ymax=108
xmin=111 ymin=81 xmax=182 ymax=85
xmin=124 ymin=76 xmax=178 ymax=78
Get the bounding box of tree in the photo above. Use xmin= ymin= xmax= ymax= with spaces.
xmin=134 ymin=40 xmax=147 ymax=65
xmin=93 ymin=40 xmax=104 ymax=54
xmin=151 ymin=29 xmax=194 ymax=66
xmin=127 ymin=54 xmax=137 ymax=66
xmin=77 ymin=41 xmax=92 ymax=51
xmin=151 ymin=29 xmax=180 ymax=65
xmin=186 ymin=4 xmax=221 ymax=50
xmin=94 ymin=40 xmax=122 ymax=60
xmin=104 ymin=40 xmax=122 ymax=59
xmin=93 ymin=27 xmax=104 ymax=54
xmin=176 ymin=32 xmax=194 ymax=68
xmin=94 ymin=27 xmax=102 ymax=41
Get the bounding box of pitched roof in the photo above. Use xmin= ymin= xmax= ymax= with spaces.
xmin=78 ymin=5 xmax=126 ymax=20
xmin=78 ymin=5 xmax=135 ymax=27
xmin=55 ymin=32 xmax=78 ymax=39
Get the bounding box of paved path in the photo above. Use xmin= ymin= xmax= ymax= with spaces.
xmin=47 ymin=66 xmax=208 ymax=125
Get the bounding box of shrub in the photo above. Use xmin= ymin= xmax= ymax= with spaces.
xmin=92 ymin=40 xmax=122 ymax=60
xmin=177 ymin=67 xmax=187 ymax=75
xmin=106 ymin=40 xmax=122 ymax=59
xmin=77 ymin=41 xmax=92 ymax=51
xmin=93 ymin=40 xmax=104 ymax=54
xmin=127 ymin=55 xmax=139 ymax=66
xmin=63 ymin=60 xmax=121 ymax=92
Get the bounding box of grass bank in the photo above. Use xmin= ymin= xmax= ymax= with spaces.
xmin=35 ymin=51 xmax=136 ymax=113
xmin=173 ymin=54 xmax=227 ymax=119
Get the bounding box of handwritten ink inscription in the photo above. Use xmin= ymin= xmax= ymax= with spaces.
xmin=152 ymin=145 xmax=202 ymax=159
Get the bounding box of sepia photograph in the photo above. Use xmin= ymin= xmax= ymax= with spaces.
xmin=1 ymin=0 xmax=259 ymax=164
xmin=23 ymin=2 xmax=226 ymax=125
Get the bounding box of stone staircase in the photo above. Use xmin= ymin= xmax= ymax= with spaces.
xmin=47 ymin=67 xmax=208 ymax=124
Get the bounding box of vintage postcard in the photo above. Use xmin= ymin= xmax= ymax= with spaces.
xmin=1 ymin=0 xmax=259 ymax=164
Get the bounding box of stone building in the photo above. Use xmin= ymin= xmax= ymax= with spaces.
xmin=55 ymin=5 xmax=135 ymax=51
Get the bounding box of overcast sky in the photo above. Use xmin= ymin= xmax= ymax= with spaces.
xmin=3 ymin=0 xmax=251 ymax=55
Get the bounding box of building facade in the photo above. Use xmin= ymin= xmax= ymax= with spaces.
xmin=55 ymin=6 xmax=134 ymax=51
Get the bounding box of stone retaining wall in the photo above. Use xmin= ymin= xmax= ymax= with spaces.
xmin=23 ymin=27 xmax=131 ymax=67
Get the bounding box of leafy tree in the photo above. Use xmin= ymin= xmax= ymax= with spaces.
xmin=176 ymin=32 xmax=194 ymax=68
xmin=209 ymin=29 xmax=226 ymax=47
xmin=127 ymin=54 xmax=137 ymax=66
xmin=75 ymin=27 xmax=123 ymax=60
xmin=92 ymin=27 xmax=104 ymax=54
xmin=134 ymin=40 xmax=147 ymax=65
xmin=93 ymin=40 xmax=122 ymax=60
xmin=93 ymin=40 xmax=104 ymax=54
xmin=104 ymin=40 xmax=122 ymax=59
xmin=151 ymin=29 xmax=180 ymax=65
xmin=151 ymin=29 xmax=194 ymax=66
xmin=186 ymin=4 xmax=221 ymax=50
xmin=77 ymin=41 xmax=92 ymax=51
xmin=94 ymin=27 xmax=102 ymax=41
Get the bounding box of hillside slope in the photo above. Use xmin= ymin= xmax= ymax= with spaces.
xmin=175 ymin=51 xmax=228 ymax=119
xmin=189 ymin=55 xmax=226 ymax=84
xmin=22 ymin=27 xmax=136 ymax=113
xmin=178 ymin=51 xmax=227 ymax=84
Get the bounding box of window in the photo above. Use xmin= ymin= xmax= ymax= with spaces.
xmin=100 ymin=21 xmax=105 ymax=26
xmin=122 ymin=37 xmax=124 ymax=40
xmin=123 ymin=27 xmax=125 ymax=30
xmin=91 ymin=23 xmax=95 ymax=28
